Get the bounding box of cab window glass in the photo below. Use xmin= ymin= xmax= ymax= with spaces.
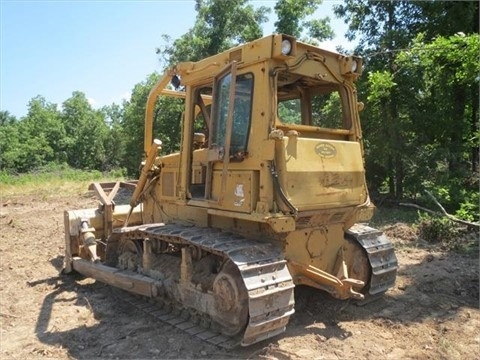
xmin=211 ymin=73 xmax=254 ymax=156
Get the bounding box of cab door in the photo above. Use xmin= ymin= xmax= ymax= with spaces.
xmin=189 ymin=62 xmax=255 ymax=212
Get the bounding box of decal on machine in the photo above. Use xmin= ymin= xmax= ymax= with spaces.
xmin=315 ymin=142 xmax=336 ymax=158
xmin=234 ymin=183 xmax=245 ymax=206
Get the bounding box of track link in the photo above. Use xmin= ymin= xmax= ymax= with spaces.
xmin=110 ymin=223 xmax=295 ymax=347
xmin=115 ymin=289 xmax=242 ymax=348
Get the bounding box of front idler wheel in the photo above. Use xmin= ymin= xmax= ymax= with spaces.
xmin=211 ymin=261 xmax=249 ymax=336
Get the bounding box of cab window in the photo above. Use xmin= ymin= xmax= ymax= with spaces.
xmin=276 ymin=71 xmax=351 ymax=131
xmin=211 ymin=72 xmax=254 ymax=158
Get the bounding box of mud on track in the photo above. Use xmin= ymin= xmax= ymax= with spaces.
xmin=1 ymin=191 xmax=478 ymax=359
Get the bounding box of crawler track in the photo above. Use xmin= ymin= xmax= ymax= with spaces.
xmin=346 ymin=224 xmax=398 ymax=296
xmin=109 ymin=224 xmax=295 ymax=347
xmin=114 ymin=289 xmax=244 ymax=348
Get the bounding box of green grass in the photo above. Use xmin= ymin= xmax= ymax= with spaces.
xmin=0 ymin=164 xmax=126 ymax=197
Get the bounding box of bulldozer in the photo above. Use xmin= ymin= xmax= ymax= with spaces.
xmin=63 ymin=34 xmax=397 ymax=347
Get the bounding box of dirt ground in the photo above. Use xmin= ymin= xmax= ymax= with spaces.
xmin=1 ymin=189 xmax=479 ymax=360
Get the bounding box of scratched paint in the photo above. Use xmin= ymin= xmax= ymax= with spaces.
xmin=318 ymin=173 xmax=354 ymax=188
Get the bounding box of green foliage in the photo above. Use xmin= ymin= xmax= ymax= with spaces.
xmin=415 ymin=1 xmax=479 ymax=37
xmin=311 ymin=91 xmax=343 ymax=128
xmin=154 ymin=96 xmax=185 ymax=155
xmin=419 ymin=183 xmax=480 ymax=223
xmin=455 ymin=199 xmax=478 ymax=223
xmin=62 ymin=91 xmax=110 ymax=170
xmin=102 ymin=103 xmax=127 ymax=171
xmin=274 ymin=0 xmax=333 ymax=43
xmin=414 ymin=211 xmax=478 ymax=255
xmin=334 ymin=0 xmax=418 ymax=50
xmin=394 ymin=33 xmax=480 ymax=211
xmin=25 ymin=96 xmax=66 ymax=163
xmin=366 ymin=71 xmax=396 ymax=103
xmin=0 ymin=111 xmax=21 ymax=171
xmin=1 ymin=93 xmax=125 ymax=174
xmin=157 ymin=0 xmax=270 ymax=65
xmin=416 ymin=214 xmax=460 ymax=244
xmin=279 ymin=91 xmax=344 ymax=128
xmin=1 ymin=98 xmax=65 ymax=172
xmin=278 ymin=99 xmax=301 ymax=124
xmin=0 ymin=111 xmax=17 ymax=126
xmin=305 ymin=18 xmax=334 ymax=44
xmin=397 ymin=33 xmax=480 ymax=89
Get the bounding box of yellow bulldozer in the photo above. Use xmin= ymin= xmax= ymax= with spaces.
xmin=63 ymin=34 xmax=397 ymax=347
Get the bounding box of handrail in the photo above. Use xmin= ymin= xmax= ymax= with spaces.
xmin=144 ymin=72 xmax=173 ymax=154
xmin=275 ymin=123 xmax=353 ymax=135
xmin=144 ymin=73 xmax=213 ymax=154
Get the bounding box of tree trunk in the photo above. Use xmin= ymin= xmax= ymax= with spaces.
xmin=388 ymin=156 xmax=395 ymax=196
xmin=395 ymin=154 xmax=404 ymax=199
xmin=471 ymin=85 xmax=479 ymax=174
xmin=448 ymin=85 xmax=466 ymax=175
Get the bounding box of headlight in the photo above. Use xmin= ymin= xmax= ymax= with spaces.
xmin=341 ymin=56 xmax=362 ymax=76
xmin=351 ymin=60 xmax=358 ymax=73
xmin=273 ymin=34 xmax=296 ymax=59
xmin=281 ymin=39 xmax=292 ymax=55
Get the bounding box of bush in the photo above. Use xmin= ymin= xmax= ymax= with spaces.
xmin=420 ymin=183 xmax=479 ymax=223
xmin=416 ymin=214 xmax=460 ymax=243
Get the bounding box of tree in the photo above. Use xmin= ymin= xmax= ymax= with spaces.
xmin=157 ymin=0 xmax=270 ymax=65
xmin=274 ymin=0 xmax=333 ymax=43
xmin=0 ymin=98 xmax=67 ymax=173
xmin=24 ymin=96 xmax=66 ymax=164
xmin=415 ymin=1 xmax=479 ymax=39
xmin=61 ymin=91 xmax=109 ymax=170
xmin=0 ymin=111 xmax=21 ymax=172
xmin=102 ymin=103 xmax=127 ymax=171
xmin=395 ymin=33 xmax=480 ymax=214
xmin=0 ymin=110 xmax=16 ymax=126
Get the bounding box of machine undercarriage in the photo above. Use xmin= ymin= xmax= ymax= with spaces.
xmin=70 ymin=223 xmax=296 ymax=346
xmin=66 ymin=216 xmax=396 ymax=346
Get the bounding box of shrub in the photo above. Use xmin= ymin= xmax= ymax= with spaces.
xmin=416 ymin=214 xmax=460 ymax=243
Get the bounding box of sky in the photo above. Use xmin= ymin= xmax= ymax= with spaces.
xmin=1 ymin=0 xmax=352 ymax=119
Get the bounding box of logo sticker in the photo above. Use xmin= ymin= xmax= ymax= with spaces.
xmin=315 ymin=142 xmax=336 ymax=158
